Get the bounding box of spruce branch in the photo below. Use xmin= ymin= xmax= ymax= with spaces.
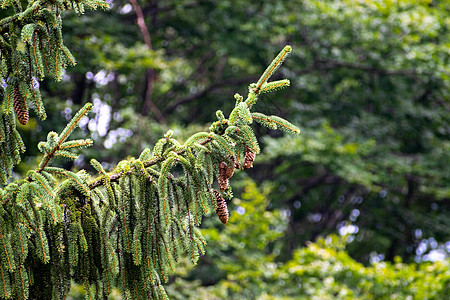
xmin=88 ymin=137 xmax=212 ymax=189
xmin=0 ymin=44 xmax=300 ymax=299
xmin=0 ymin=0 xmax=109 ymax=177
xmin=88 ymin=46 xmax=299 ymax=190
xmin=35 ymin=103 xmax=93 ymax=175
xmin=254 ymin=45 xmax=292 ymax=94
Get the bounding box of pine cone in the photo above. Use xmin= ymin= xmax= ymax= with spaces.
xmin=224 ymin=161 xmax=234 ymax=178
xmin=243 ymin=146 xmax=256 ymax=169
xmin=218 ymin=162 xmax=228 ymax=192
xmin=213 ymin=190 xmax=228 ymax=224
xmin=13 ymin=86 xmax=29 ymax=125
xmin=218 ymin=161 xmax=234 ymax=192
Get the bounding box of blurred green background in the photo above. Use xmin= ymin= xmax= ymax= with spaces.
xmin=17 ymin=0 xmax=449 ymax=298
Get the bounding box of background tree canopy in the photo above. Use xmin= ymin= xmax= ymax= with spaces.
xmin=11 ymin=0 xmax=449 ymax=298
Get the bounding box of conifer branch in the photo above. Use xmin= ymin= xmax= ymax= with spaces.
xmin=0 ymin=0 xmax=109 ymax=176
xmin=88 ymin=46 xmax=298 ymax=191
xmin=88 ymin=137 xmax=212 ymax=189
xmin=254 ymin=45 xmax=292 ymax=94
xmin=35 ymin=103 xmax=92 ymax=173
xmin=0 ymin=8 xmax=300 ymax=294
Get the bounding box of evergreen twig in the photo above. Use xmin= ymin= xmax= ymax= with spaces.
xmin=88 ymin=138 xmax=212 ymax=189
xmin=0 ymin=2 xmax=300 ymax=298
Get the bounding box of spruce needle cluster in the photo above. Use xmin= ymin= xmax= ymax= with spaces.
xmin=0 ymin=2 xmax=299 ymax=299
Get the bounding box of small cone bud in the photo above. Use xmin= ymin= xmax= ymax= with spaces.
xmin=213 ymin=190 xmax=228 ymax=224
xmin=13 ymin=86 xmax=29 ymax=125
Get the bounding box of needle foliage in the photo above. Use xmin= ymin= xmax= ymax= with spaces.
xmin=0 ymin=1 xmax=299 ymax=299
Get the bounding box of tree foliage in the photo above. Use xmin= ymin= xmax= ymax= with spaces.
xmin=255 ymin=0 xmax=449 ymax=262
xmin=0 ymin=1 xmax=301 ymax=298
xmin=1 ymin=0 xmax=448 ymax=299
xmin=47 ymin=1 xmax=448 ymax=263
xmin=167 ymin=180 xmax=449 ymax=299
xmin=0 ymin=0 xmax=109 ymax=178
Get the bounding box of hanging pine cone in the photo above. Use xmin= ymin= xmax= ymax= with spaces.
xmin=13 ymin=86 xmax=29 ymax=125
xmin=234 ymin=160 xmax=241 ymax=170
xmin=213 ymin=190 xmax=228 ymax=224
xmin=243 ymin=146 xmax=256 ymax=169
xmin=230 ymin=155 xmax=241 ymax=170
xmin=218 ymin=161 xmax=234 ymax=192
xmin=218 ymin=162 xmax=229 ymax=192
xmin=224 ymin=161 xmax=235 ymax=178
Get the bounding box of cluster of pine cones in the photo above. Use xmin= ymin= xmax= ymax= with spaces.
xmin=214 ymin=146 xmax=255 ymax=224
